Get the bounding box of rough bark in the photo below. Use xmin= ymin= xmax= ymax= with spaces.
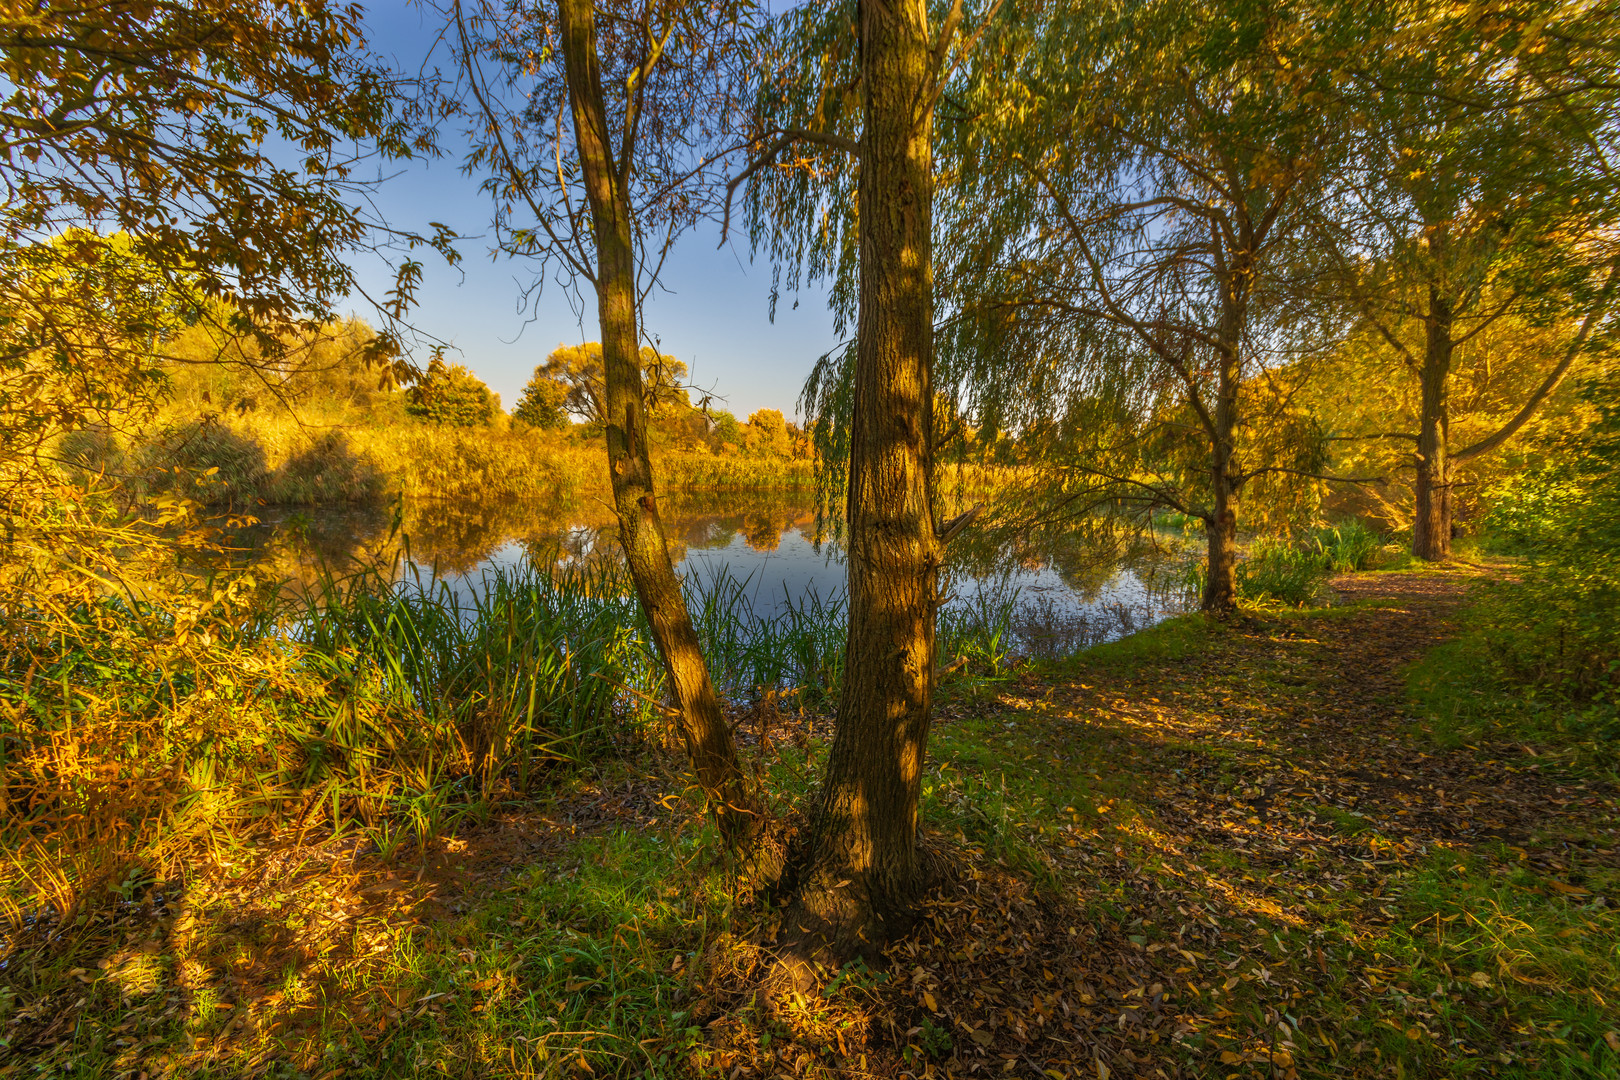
xmin=1203 ymin=474 xmax=1239 ymax=611
xmin=1412 ymin=281 xmax=1455 ymax=562
xmin=780 ymin=0 xmax=940 ymax=960
xmin=1201 ymin=244 xmax=1249 ymax=612
xmin=557 ymin=0 xmax=755 ymax=842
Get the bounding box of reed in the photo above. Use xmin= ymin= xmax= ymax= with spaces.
xmin=2 ymin=541 xmax=1162 ymax=926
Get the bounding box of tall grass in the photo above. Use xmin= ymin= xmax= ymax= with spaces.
xmin=292 ymin=559 xmax=664 ymax=810
xmin=1177 ymin=519 xmax=1387 ymax=608
xmin=3 ymin=539 xmax=1171 ymax=927
xmin=1308 ymin=518 xmax=1387 ymax=572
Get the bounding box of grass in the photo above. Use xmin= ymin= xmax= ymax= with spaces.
xmin=7 ymin=561 xmax=1614 ymax=1078
xmin=1408 ymin=633 xmax=1620 ymax=784
xmin=905 ymin=572 xmax=1620 ymax=1078
xmin=0 ymin=547 xmax=1062 ymax=929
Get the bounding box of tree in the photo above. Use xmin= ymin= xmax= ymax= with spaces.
xmin=1309 ymin=1 xmax=1620 ymax=560
xmin=1306 ymin=296 xmax=1610 ymax=535
xmin=803 ymin=0 xmax=942 ymax=949
xmin=932 ymin=0 xmax=1342 ymax=611
xmin=0 ymin=1 xmax=435 ymax=420
xmin=161 ymin=303 xmax=396 ymax=417
xmin=511 ymin=370 xmax=571 ymax=430
xmin=447 ymin=0 xmax=758 ymax=841
xmin=405 ymin=355 xmax=497 ymax=426
xmin=0 ymin=0 xmax=434 ymax=607
xmin=731 ymin=0 xmax=1005 ymax=958
xmin=520 ymin=342 xmax=691 ymax=424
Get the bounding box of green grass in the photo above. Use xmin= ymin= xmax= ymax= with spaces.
xmin=1407 ymin=613 xmax=1620 ymax=784
xmin=918 ymin=578 xmax=1620 ymax=1078
xmin=1051 ymin=610 xmax=1213 ymax=670
xmin=0 ymin=763 xmax=731 ymax=1078
xmin=8 ymin=568 xmax=1618 ymax=1079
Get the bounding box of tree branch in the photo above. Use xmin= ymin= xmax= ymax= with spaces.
xmin=1454 ymin=256 xmax=1620 ymax=463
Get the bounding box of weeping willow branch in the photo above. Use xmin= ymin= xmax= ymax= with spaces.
xmin=717 ymin=127 xmax=860 ymax=246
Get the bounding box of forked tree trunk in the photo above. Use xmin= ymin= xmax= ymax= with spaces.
xmin=557 ymin=0 xmax=755 ymax=842
xmin=781 ymin=0 xmax=939 ymax=959
xmin=1412 ymin=284 xmax=1454 ymax=562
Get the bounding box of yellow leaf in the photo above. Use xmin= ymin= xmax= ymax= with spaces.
xmin=1220 ymin=1051 xmax=1242 ymax=1064
xmin=923 ymin=991 xmax=939 ymax=1012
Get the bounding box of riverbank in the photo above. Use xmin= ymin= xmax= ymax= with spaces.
xmin=5 ymin=567 xmax=1614 ymax=1078
xmin=90 ymin=418 xmax=826 ymax=510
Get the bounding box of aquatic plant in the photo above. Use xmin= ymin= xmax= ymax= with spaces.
xmin=1309 ymin=518 xmax=1387 ymax=572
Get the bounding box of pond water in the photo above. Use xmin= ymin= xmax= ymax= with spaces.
xmin=230 ymin=489 xmax=1193 ymax=655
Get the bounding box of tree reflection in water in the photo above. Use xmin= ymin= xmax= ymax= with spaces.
xmin=216 ymin=490 xmax=1194 ymax=642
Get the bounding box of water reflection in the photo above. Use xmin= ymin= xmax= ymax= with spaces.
xmin=227 ymin=490 xmax=1193 ymax=649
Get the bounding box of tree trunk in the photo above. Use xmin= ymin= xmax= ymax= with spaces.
xmin=1203 ymin=477 xmax=1239 ymax=611
xmin=1412 ymin=282 xmax=1454 ymax=561
xmin=557 ymin=0 xmax=755 ymax=843
xmin=1202 ymin=256 xmax=1247 ymax=612
xmin=782 ymin=0 xmax=939 ymax=959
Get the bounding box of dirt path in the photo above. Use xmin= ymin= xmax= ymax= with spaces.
xmin=793 ymin=569 xmax=1620 ymax=1080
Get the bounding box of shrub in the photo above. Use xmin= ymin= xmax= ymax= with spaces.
xmin=404 ymin=357 xmax=497 ymax=426
xmin=266 ymin=431 xmax=384 ymax=504
xmin=140 ymin=419 xmax=268 ymax=508
xmin=1180 ymin=538 xmax=1332 ymax=608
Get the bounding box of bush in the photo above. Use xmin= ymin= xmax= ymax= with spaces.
xmin=1179 ymin=538 xmax=1332 ymax=608
xmin=404 ymin=357 xmax=497 ymax=426
xmin=140 ymin=419 xmax=268 ymax=508
xmin=266 ymin=431 xmax=384 ymax=504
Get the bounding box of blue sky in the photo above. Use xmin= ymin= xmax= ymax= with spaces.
xmin=348 ymin=1 xmax=842 ymax=421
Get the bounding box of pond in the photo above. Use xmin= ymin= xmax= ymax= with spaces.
xmin=228 ymin=488 xmax=1194 ymax=657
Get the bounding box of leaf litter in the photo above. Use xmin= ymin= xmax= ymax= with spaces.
xmin=3 ymin=569 xmax=1616 ymax=1078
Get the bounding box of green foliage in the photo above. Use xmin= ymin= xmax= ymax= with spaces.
xmin=1180 ymin=520 xmax=1384 ymax=609
xmin=404 ymin=356 xmax=497 ymax=427
xmin=1236 ymin=540 xmax=1332 ymax=607
xmin=709 ymin=409 xmax=743 ymax=448
xmin=297 ymin=558 xmax=662 ymax=796
xmin=512 ymin=343 xmax=690 ymax=425
xmin=1468 ymin=368 xmax=1620 ymax=700
xmin=1183 ymin=538 xmax=1336 ymax=608
xmin=511 ymin=366 xmax=571 ymax=429
xmin=1309 ymin=519 xmax=1387 ymax=573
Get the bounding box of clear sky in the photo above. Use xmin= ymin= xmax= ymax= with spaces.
xmin=347 ymin=1 xmax=842 ymax=422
